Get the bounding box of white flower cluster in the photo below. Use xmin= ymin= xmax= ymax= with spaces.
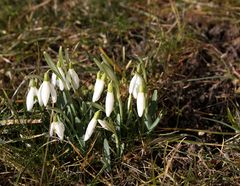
xmin=92 ymin=72 xmax=114 ymax=117
xmin=84 ymin=65 xmax=146 ymax=142
xmin=129 ymin=72 xmax=146 ymax=117
xmin=26 ymin=62 xmax=80 ymax=141
xmin=84 ymin=71 xmax=115 ymax=141
xmin=26 ymin=54 xmax=147 ymax=143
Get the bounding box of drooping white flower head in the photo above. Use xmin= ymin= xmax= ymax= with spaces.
xmin=105 ymin=82 xmax=114 ymax=117
xmin=129 ymin=65 xmax=144 ymax=99
xmin=38 ymin=72 xmax=57 ymax=106
xmin=57 ymin=61 xmax=70 ymax=91
xmin=49 ymin=115 xmax=65 ymax=141
xmin=137 ymin=85 xmax=145 ymax=117
xmin=129 ymin=73 xmax=143 ymax=99
xmin=26 ymin=79 xmax=38 ymax=111
xmin=67 ymin=62 xmax=80 ymax=90
xmin=92 ymin=72 xmax=105 ymax=102
xmin=84 ymin=111 xmax=100 ymax=141
xmin=132 ymin=74 xmax=143 ymax=99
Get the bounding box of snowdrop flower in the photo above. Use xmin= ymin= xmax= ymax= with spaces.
xmin=67 ymin=63 xmax=80 ymax=90
xmin=38 ymin=72 xmax=57 ymax=106
xmin=49 ymin=115 xmax=65 ymax=141
xmin=137 ymin=85 xmax=145 ymax=117
xmin=26 ymin=79 xmax=38 ymax=111
xmin=57 ymin=62 xmax=69 ymax=91
xmin=92 ymin=72 xmax=106 ymax=102
xmin=84 ymin=111 xmax=100 ymax=141
xmin=105 ymin=82 xmax=114 ymax=117
xmin=129 ymin=73 xmax=143 ymax=99
xmin=133 ymin=74 xmax=143 ymax=99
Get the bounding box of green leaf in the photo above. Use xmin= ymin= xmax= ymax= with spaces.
xmin=148 ymin=90 xmax=158 ymax=116
xmin=145 ymin=111 xmax=163 ymax=133
xmin=88 ymin=102 xmax=104 ymax=111
xmin=99 ymin=47 xmax=121 ymax=73
xmin=227 ymin=108 xmax=240 ymax=131
xmin=103 ymin=139 xmax=111 ymax=170
xmin=93 ymin=58 xmax=118 ymax=86
xmin=44 ymin=50 xmax=68 ymax=88
xmin=58 ymin=46 xmax=64 ymax=66
xmin=100 ymin=120 xmax=116 ymax=134
xmin=102 ymin=63 xmax=118 ymax=84
xmin=43 ymin=52 xmax=58 ymax=74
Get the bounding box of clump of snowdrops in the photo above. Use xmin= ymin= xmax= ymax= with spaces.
xmin=25 ymin=47 xmax=162 ymax=157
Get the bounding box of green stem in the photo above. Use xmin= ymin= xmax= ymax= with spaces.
xmin=116 ymin=87 xmax=123 ymax=123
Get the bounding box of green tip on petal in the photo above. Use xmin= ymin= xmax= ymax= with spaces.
xmin=97 ymin=71 xmax=101 ymax=79
xmin=53 ymin=115 xmax=58 ymax=122
xmin=139 ymin=84 xmax=144 ymax=93
xmin=93 ymin=110 xmax=101 ymax=119
xmin=136 ymin=64 xmax=141 ymax=73
xmin=29 ymin=79 xmax=36 ymax=87
xmin=101 ymin=73 xmax=106 ymax=81
xmin=44 ymin=72 xmax=50 ymax=81
xmin=69 ymin=62 xmax=73 ymax=69
xmin=107 ymin=82 xmax=113 ymax=92
xmin=57 ymin=60 xmax=62 ymax=67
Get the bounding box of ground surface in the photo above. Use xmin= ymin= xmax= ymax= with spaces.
xmin=0 ymin=0 xmax=240 ymax=185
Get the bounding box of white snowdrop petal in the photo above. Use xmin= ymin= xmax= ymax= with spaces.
xmin=37 ymin=84 xmax=43 ymax=106
xmin=51 ymin=73 xmax=57 ymax=86
xmin=84 ymin=118 xmax=97 ymax=141
xmin=133 ymin=86 xmax=138 ymax=99
xmin=33 ymin=87 xmax=38 ymax=97
xmin=41 ymin=81 xmax=51 ymax=106
xmin=69 ymin=69 xmax=80 ymax=90
xmin=54 ymin=121 xmax=65 ymax=141
xmin=58 ymin=78 xmax=65 ymax=91
xmin=105 ymin=92 xmax=114 ymax=117
xmin=49 ymin=122 xmax=55 ymax=137
xmin=137 ymin=92 xmax=145 ymax=117
xmin=26 ymin=88 xmax=35 ymax=111
xmin=133 ymin=75 xmax=143 ymax=99
xmin=50 ymin=84 xmax=57 ymax=103
xmin=129 ymin=74 xmax=137 ymax=94
xmin=92 ymin=79 xmax=104 ymax=102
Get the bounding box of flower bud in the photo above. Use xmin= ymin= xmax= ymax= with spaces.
xmin=92 ymin=72 xmax=105 ymax=102
xmin=105 ymin=82 xmax=114 ymax=117
xmin=129 ymin=73 xmax=143 ymax=99
xmin=137 ymin=85 xmax=145 ymax=117
xmin=67 ymin=63 xmax=80 ymax=90
xmin=84 ymin=111 xmax=100 ymax=141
